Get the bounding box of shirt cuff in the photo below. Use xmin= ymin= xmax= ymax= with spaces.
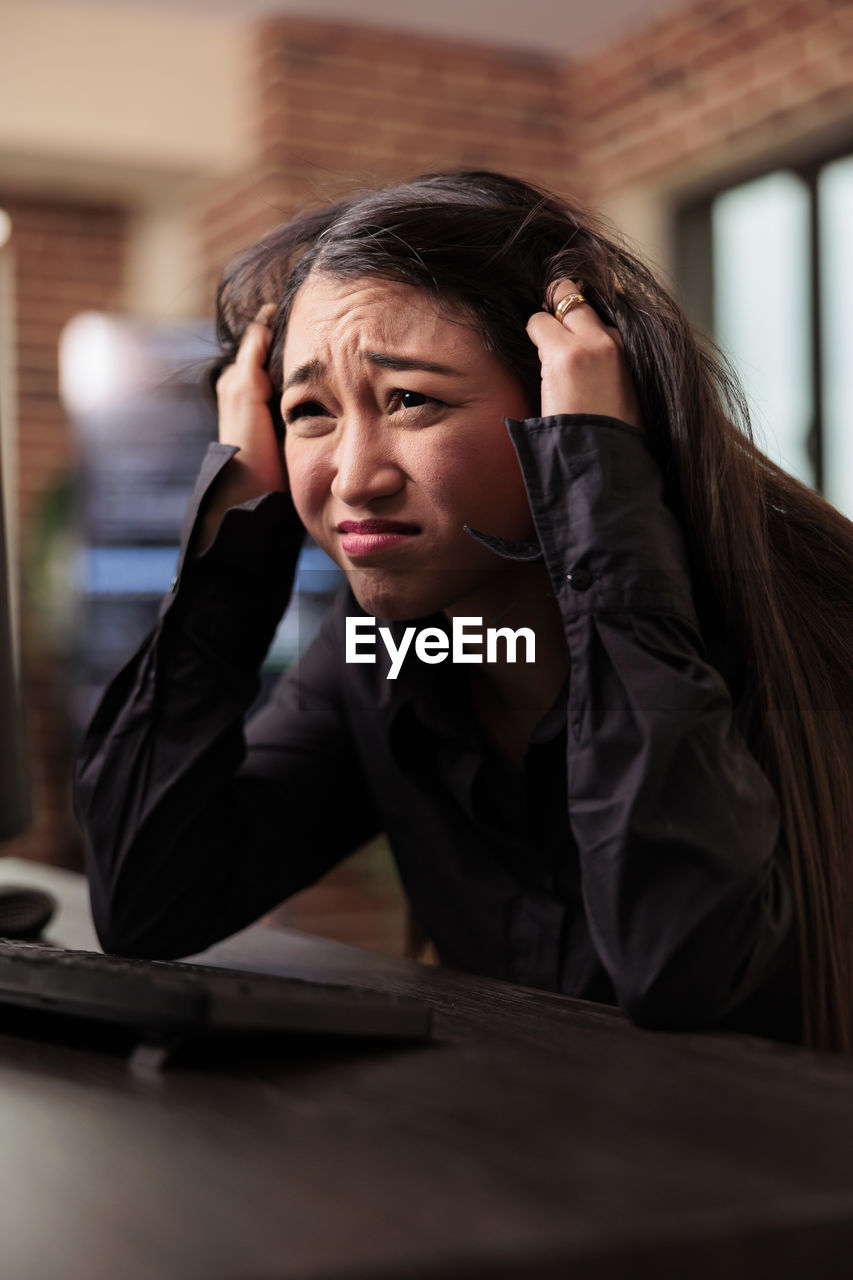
xmin=506 ymin=414 xmax=699 ymax=625
xmin=158 ymin=442 xmax=305 ymax=671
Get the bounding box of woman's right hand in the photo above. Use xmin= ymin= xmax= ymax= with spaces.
xmin=216 ymin=305 xmax=287 ymax=494
xmin=195 ymin=307 xmax=287 ymax=555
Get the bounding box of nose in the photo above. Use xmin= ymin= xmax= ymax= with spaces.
xmin=330 ymin=416 xmax=404 ymax=508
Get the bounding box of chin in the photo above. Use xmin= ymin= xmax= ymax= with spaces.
xmin=346 ymin=561 xmax=521 ymax=624
xmin=345 ymin=572 xmax=432 ymax=622
xmin=344 ymin=567 xmax=481 ymax=622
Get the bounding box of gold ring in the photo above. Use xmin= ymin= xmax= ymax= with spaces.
xmin=554 ymin=292 xmax=586 ymax=323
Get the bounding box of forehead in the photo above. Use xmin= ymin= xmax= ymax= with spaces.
xmin=282 ymin=273 xmax=478 ymax=366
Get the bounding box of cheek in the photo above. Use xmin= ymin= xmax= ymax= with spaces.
xmin=284 ymin=447 xmax=328 ymax=533
xmin=441 ymin=430 xmax=533 ymax=539
xmin=441 ymin=432 xmax=526 ymax=508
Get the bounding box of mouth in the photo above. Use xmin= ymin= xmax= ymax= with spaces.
xmin=336 ymin=519 xmax=421 ymax=558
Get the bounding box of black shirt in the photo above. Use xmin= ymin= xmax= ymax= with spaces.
xmin=75 ymin=415 xmax=801 ymax=1042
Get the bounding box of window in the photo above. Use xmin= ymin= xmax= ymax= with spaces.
xmin=676 ymin=147 xmax=853 ymax=518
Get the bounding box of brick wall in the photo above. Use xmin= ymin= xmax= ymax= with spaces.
xmin=198 ymin=1 xmax=853 ymax=315
xmin=574 ymin=0 xmax=853 ymax=201
xmin=2 ymin=195 xmax=128 ymax=867
xmin=196 ymin=18 xmax=571 ymax=310
xmin=254 ymin=19 xmax=568 ymax=184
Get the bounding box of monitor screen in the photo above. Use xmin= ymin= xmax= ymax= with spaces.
xmin=0 ymin=442 xmax=30 ymax=841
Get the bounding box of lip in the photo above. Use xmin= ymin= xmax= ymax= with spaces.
xmin=336 ymin=519 xmax=420 ymax=559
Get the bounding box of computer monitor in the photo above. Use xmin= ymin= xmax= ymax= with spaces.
xmin=0 ymin=444 xmax=30 ymax=841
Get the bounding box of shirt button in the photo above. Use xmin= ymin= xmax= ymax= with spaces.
xmin=565 ymin=568 xmax=592 ymax=590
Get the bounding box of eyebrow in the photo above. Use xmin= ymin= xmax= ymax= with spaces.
xmin=282 ymin=359 xmax=326 ymax=392
xmin=362 ymin=351 xmax=464 ymax=377
xmin=282 ymin=350 xmax=464 ymax=392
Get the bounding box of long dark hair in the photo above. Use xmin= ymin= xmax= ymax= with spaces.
xmin=213 ymin=170 xmax=853 ymax=1052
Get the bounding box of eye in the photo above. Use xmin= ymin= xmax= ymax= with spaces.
xmin=283 ymin=399 xmax=330 ymax=425
xmin=399 ymin=390 xmax=429 ymax=409
xmin=391 ymin=389 xmax=443 ymax=412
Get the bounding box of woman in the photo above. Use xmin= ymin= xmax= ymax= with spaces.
xmin=76 ymin=170 xmax=853 ymax=1052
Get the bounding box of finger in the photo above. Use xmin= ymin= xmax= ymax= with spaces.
xmin=235 ymin=310 xmax=275 ymax=371
xmin=545 ymin=276 xmax=582 ymax=313
xmin=527 ymin=284 xmax=643 ymax=428
xmin=547 ymin=278 xmax=603 ymax=336
xmin=525 ymin=308 xmax=568 ymax=353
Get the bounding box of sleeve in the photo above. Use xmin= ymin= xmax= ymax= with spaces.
xmin=75 ymin=444 xmax=381 ymax=960
xmin=507 ymin=414 xmax=796 ymax=1032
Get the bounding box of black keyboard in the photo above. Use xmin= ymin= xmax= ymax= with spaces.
xmin=0 ymin=939 xmax=432 ymax=1044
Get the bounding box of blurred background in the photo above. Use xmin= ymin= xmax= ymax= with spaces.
xmin=1 ymin=0 xmax=852 ymax=954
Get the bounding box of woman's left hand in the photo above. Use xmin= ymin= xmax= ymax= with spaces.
xmin=526 ymin=278 xmax=643 ymax=430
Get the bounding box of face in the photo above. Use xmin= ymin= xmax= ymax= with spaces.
xmin=281 ymin=273 xmax=536 ymax=622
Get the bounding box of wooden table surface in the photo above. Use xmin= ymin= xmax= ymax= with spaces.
xmin=2 ymin=855 xmax=853 ymax=1280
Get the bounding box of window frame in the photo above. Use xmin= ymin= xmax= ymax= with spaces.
xmin=674 ymin=139 xmax=853 ymax=496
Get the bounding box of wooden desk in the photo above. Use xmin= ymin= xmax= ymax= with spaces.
xmin=2 ymin=856 xmax=853 ymax=1279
